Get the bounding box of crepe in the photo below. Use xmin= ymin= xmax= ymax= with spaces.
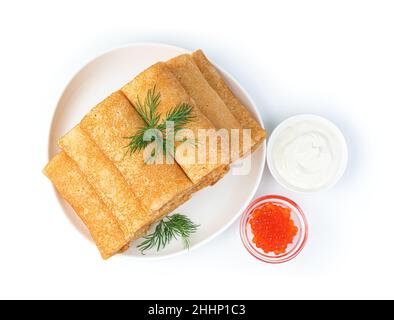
xmin=192 ymin=50 xmax=266 ymax=153
xmin=121 ymin=62 xmax=229 ymax=185
xmin=79 ymin=91 xmax=194 ymax=219
xmin=166 ymin=54 xmax=246 ymax=162
xmin=166 ymin=54 xmax=242 ymax=132
xmin=58 ymin=126 xmax=147 ymax=241
xmin=43 ymin=153 xmax=127 ymax=259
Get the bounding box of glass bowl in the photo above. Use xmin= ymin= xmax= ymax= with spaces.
xmin=240 ymin=195 xmax=308 ymax=264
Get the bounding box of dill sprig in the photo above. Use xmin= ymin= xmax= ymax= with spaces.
xmin=124 ymin=87 xmax=194 ymax=157
xmin=123 ymin=126 xmax=152 ymax=155
xmin=137 ymin=214 xmax=200 ymax=254
xmin=135 ymin=86 xmax=161 ymax=127
xmin=157 ymin=102 xmax=194 ymax=132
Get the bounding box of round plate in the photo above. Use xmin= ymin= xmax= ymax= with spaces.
xmin=48 ymin=43 xmax=266 ymax=259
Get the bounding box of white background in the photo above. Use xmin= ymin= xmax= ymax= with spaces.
xmin=0 ymin=0 xmax=393 ymax=300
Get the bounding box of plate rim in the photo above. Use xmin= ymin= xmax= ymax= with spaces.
xmin=47 ymin=42 xmax=266 ymax=260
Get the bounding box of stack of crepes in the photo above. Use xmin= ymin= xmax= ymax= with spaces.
xmin=44 ymin=50 xmax=266 ymax=259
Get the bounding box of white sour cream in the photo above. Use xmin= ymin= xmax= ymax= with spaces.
xmin=268 ymin=115 xmax=347 ymax=191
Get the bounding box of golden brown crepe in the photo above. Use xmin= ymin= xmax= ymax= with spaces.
xmin=166 ymin=54 xmax=242 ymax=131
xmin=43 ymin=153 xmax=127 ymax=259
xmin=79 ymin=91 xmax=194 ymax=219
xmin=166 ymin=54 xmax=245 ymax=162
xmin=121 ymin=62 xmax=229 ymax=185
xmin=192 ymin=50 xmax=266 ymax=153
xmin=58 ymin=126 xmax=147 ymax=242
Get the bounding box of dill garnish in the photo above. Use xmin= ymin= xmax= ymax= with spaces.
xmin=137 ymin=214 xmax=200 ymax=254
xmin=124 ymin=87 xmax=194 ymax=157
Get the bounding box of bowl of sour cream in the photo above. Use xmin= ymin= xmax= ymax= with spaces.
xmin=267 ymin=114 xmax=348 ymax=192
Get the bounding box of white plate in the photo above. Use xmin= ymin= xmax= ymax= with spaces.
xmin=48 ymin=43 xmax=266 ymax=259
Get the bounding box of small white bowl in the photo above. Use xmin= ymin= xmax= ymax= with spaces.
xmin=267 ymin=114 xmax=348 ymax=193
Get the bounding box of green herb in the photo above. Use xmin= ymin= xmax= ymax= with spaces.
xmin=137 ymin=214 xmax=200 ymax=254
xmin=124 ymin=87 xmax=194 ymax=157
xmin=157 ymin=102 xmax=194 ymax=132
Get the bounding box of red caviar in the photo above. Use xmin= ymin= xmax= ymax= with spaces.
xmin=249 ymin=202 xmax=298 ymax=255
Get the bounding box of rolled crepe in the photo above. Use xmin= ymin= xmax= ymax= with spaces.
xmin=166 ymin=54 xmax=246 ymax=162
xmin=192 ymin=50 xmax=266 ymax=153
xmin=58 ymin=126 xmax=147 ymax=241
xmin=166 ymin=54 xmax=242 ymax=131
xmin=43 ymin=153 xmax=127 ymax=259
xmin=121 ymin=62 xmax=229 ymax=184
xmin=79 ymin=91 xmax=193 ymax=218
